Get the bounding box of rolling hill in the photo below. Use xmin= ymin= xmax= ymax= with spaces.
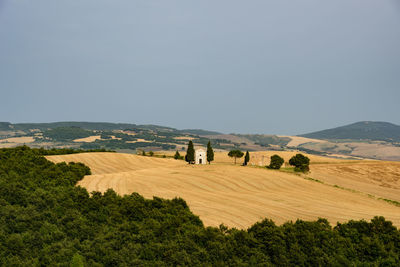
xmin=2 ymin=120 xmax=400 ymax=161
xmin=0 ymin=122 xmax=234 ymax=152
xmin=47 ymin=151 xmax=400 ymax=229
xmin=300 ymin=121 xmax=400 ymax=143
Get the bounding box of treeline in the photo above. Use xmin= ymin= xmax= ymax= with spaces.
xmin=42 ymin=127 xmax=94 ymax=141
xmin=1 ymin=147 xmax=400 ymax=266
xmin=33 ymin=147 xmax=113 ymax=155
xmin=80 ymin=140 xmax=176 ymax=151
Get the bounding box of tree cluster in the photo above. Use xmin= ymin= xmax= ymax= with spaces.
xmin=42 ymin=127 xmax=94 ymax=141
xmin=0 ymin=146 xmax=399 ymax=265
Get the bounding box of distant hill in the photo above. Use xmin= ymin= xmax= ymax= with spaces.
xmin=0 ymin=121 xmax=234 ymax=152
xmin=0 ymin=122 xmax=12 ymax=131
xmin=300 ymin=121 xmax=400 ymax=143
xmin=0 ymin=121 xmax=178 ymax=132
xmin=2 ymin=120 xmax=400 ymax=160
xmin=180 ymin=129 xmax=222 ymax=136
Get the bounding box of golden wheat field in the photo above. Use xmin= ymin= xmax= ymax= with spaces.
xmin=46 ymin=151 xmax=400 ymax=229
xmin=0 ymin=136 xmax=35 ymax=148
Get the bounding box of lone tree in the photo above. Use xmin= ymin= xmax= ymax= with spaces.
xmin=289 ymin=153 xmax=310 ymax=172
xmin=206 ymin=141 xmax=214 ymax=164
xmin=228 ymin=150 xmax=244 ymax=165
xmin=268 ymin=154 xmax=284 ymax=169
xmin=243 ymin=151 xmax=250 ymax=166
xmin=185 ymin=140 xmax=195 ymax=164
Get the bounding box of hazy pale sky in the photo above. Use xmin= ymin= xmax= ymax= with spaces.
xmin=0 ymin=0 xmax=399 ymax=134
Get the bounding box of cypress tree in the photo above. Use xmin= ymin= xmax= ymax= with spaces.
xmin=207 ymin=141 xmax=214 ymax=164
xmin=244 ymin=151 xmax=250 ymax=166
xmin=186 ymin=140 xmax=195 ymax=164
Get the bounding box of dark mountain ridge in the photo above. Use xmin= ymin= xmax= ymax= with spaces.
xmin=300 ymin=121 xmax=400 ymax=143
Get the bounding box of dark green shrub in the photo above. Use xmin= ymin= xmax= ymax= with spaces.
xmin=268 ymin=154 xmax=284 ymax=169
xmin=289 ymin=153 xmax=310 ymax=172
xmin=174 ymin=151 xmax=183 ymax=160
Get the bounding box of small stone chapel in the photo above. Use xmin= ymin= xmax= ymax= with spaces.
xmin=195 ymin=148 xmax=206 ymax=164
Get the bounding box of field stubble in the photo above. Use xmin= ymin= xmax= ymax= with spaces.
xmin=47 ymin=151 xmax=400 ymax=228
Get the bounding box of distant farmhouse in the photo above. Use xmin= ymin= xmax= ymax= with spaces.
xmin=195 ymin=148 xmax=206 ymax=164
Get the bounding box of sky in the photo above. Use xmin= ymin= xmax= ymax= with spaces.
xmin=0 ymin=0 xmax=399 ymax=135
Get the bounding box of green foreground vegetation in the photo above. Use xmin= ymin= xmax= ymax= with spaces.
xmin=1 ymin=147 xmax=400 ymax=266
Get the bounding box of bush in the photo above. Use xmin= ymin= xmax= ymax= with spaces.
xmin=289 ymin=153 xmax=310 ymax=172
xmin=174 ymin=151 xmax=183 ymax=160
xmin=268 ymin=155 xmax=284 ymax=169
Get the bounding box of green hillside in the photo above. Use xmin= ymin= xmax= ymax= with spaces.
xmin=0 ymin=122 xmax=12 ymax=131
xmin=0 ymin=122 xmax=234 ymax=152
xmin=300 ymin=121 xmax=400 ymax=143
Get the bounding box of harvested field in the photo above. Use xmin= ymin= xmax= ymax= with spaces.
xmin=0 ymin=136 xmax=35 ymax=143
xmin=47 ymin=152 xmax=400 ymax=229
xmin=161 ymin=150 xmax=348 ymax=165
xmin=73 ymin=135 xmax=101 ymax=143
xmin=173 ymin=136 xmax=197 ymax=140
xmin=349 ymin=143 xmax=400 ymax=161
xmin=310 ymin=161 xmax=400 ymax=202
xmin=126 ymin=138 xmax=152 ymax=143
xmin=0 ymin=136 xmax=35 ymax=148
xmin=279 ymin=136 xmax=327 ymax=147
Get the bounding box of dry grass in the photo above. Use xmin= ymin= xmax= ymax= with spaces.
xmin=47 ymin=151 xmax=400 ymax=229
